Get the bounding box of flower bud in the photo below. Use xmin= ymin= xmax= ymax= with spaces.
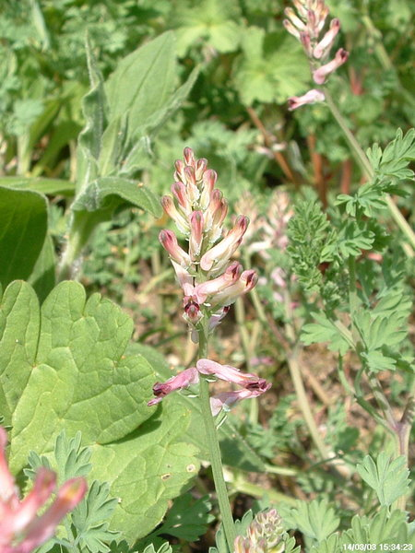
xmin=189 ymin=211 xmax=204 ymax=260
xmin=161 ymin=196 xmax=190 ymax=234
xmin=171 ymin=181 xmax=191 ymax=213
xmin=199 ymin=169 xmax=217 ymax=209
xmin=200 ymin=215 xmax=249 ymax=273
xmin=159 ymin=230 xmax=191 ymax=268
xmin=183 ymin=147 xmax=195 ymax=167
xmin=313 ymin=18 xmax=340 ymax=59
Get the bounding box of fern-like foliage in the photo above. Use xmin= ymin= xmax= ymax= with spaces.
xmin=287 ymin=200 xmax=336 ymax=293
xmin=25 ymin=430 xmax=119 ymax=553
xmin=356 ymin=452 xmax=410 ymax=507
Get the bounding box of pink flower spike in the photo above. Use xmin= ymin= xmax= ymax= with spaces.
xmin=189 ymin=211 xmax=204 ymax=260
xmin=147 ymin=368 xmax=199 ymax=406
xmin=313 ymin=18 xmax=341 ymax=59
xmin=159 ymin=230 xmax=191 ymax=268
xmin=200 ymin=215 xmax=249 ymax=272
xmin=313 ymin=48 xmax=349 ymax=84
xmin=288 ymin=89 xmax=325 ymax=110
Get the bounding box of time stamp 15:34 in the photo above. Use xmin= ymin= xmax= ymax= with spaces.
xmin=342 ymin=545 xmax=413 ymax=551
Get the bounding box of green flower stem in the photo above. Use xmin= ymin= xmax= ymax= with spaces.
xmin=324 ymin=90 xmax=415 ymax=252
xmin=197 ymin=326 xmax=236 ymax=551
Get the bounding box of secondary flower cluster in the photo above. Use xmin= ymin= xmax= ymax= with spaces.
xmin=159 ymin=148 xmax=257 ymax=339
xmin=148 ymin=359 xmax=271 ymax=415
xmin=0 ymin=427 xmax=87 ymax=553
xmin=234 ymin=509 xmax=286 ymax=553
xmin=284 ymin=0 xmax=349 ymax=110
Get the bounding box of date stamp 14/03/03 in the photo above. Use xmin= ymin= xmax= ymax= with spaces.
xmin=342 ymin=545 xmax=413 ymax=551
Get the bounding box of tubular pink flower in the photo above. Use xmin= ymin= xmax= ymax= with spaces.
xmin=161 ymin=196 xmax=190 ymax=234
xmin=313 ymin=18 xmax=340 ymax=59
xmin=194 ymin=262 xmax=242 ymax=303
xmin=292 ymin=0 xmax=308 ymax=18
xmin=174 ymin=160 xmax=187 ymax=184
xmin=209 ymin=269 xmax=258 ymax=308
xmin=196 ymin=359 xmax=268 ymax=388
xmin=159 ymin=230 xmax=191 ymax=268
xmin=288 ymin=89 xmax=325 ymax=110
xmin=299 ymin=31 xmax=313 ymax=56
xmin=200 ymin=215 xmax=249 ymax=272
xmin=199 ymin=169 xmax=217 ymax=209
xmin=18 ymin=478 xmax=87 ymax=553
xmin=189 ymin=211 xmax=204 ymax=260
xmin=171 ymin=260 xmax=193 ymax=290
xmin=0 ymin=427 xmax=86 ymax=553
xmin=184 ymin=166 xmax=199 ymax=203
xmin=195 ymin=158 xmax=208 ymax=181
xmin=312 ymin=48 xmax=349 ymax=84
xmin=210 ymin=387 xmax=271 ymax=416
xmin=284 ymin=7 xmax=306 ymax=31
xmin=4 ymin=468 xmax=56 ymax=537
xmin=283 ymin=19 xmax=301 ymax=40
xmin=147 ymin=367 xmax=199 ymax=406
xmin=171 ymin=182 xmax=191 ymax=213
xmin=208 ymin=306 xmax=230 ymax=331
xmin=183 ymin=147 xmax=195 ymax=167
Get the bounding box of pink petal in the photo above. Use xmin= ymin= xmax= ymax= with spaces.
xmin=147 ymin=368 xmax=199 ymax=406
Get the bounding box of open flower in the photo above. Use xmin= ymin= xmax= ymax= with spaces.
xmin=148 ymin=359 xmax=271 ymax=415
xmin=0 ymin=427 xmax=87 ymax=553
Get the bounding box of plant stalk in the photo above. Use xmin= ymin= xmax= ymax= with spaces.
xmin=197 ymin=327 xmax=236 ymax=551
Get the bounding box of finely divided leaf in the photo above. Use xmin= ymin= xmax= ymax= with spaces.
xmin=301 ymin=313 xmax=351 ymax=355
xmin=286 ymin=499 xmax=340 ymax=544
xmin=356 ymin=453 xmax=410 ymax=506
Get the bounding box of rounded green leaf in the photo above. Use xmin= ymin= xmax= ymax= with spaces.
xmin=0 ymin=281 xmax=155 ymax=471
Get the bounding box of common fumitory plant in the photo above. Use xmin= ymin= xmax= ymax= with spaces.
xmin=284 ymin=0 xmax=349 ymax=110
xmin=0 ymin=427 xmax=87 ymax=553
xmin=150 ymin=148 xmax=271 ymax=551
